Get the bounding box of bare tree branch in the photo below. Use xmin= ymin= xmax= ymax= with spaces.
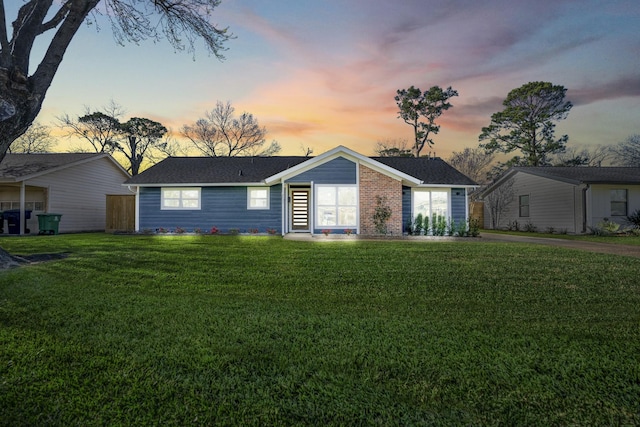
xmin=181 ymin=101 xmax=278 ymax=157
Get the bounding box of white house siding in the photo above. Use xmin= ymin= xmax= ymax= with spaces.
xmin=487 ymin=173 xmax=580 ymax=233
xmin=0 ymin=187 xmax=47 ymax=233
xmin=589 ymin=184 xmax=640 ymax=227
xmin=24 ymin=158 xmax=130 ymax=233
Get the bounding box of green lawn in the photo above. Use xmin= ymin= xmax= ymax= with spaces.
xmin=1 ymin=234 xmax=639 ymax=425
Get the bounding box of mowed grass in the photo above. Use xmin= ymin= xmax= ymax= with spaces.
xmin=0 ymin=234 xmax=638 ymax=426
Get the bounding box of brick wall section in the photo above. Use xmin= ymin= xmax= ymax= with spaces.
xmin=359 ymin=165 xmax=403 ymax=235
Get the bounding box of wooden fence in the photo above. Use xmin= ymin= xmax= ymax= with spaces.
xmin=106 ymin=195 xmax=135 ymax=233
xmin=469 ymin=201 xmax=485 ymax=229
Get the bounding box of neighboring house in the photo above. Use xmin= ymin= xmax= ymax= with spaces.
xmin=481 ymin=166 xmax=640 ymax=233
xmin=0 ymin=153 xmax=131 ymax=234
xmin=124 ymin=146 xmax=477 ymax=235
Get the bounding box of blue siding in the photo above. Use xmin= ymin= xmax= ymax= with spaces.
xmin=402 ymin=186 xmax=412 ymax=232
xmin=451 ymin=188 xmax=467 ymax=223
xmin=139 ymin=185 xmax=282 ymax=233
xmin=286 ymin=157 xmax=356 ymax=184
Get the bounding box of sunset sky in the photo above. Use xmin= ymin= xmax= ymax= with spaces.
xmin=13 ymin=0 xmax=640 ymax=157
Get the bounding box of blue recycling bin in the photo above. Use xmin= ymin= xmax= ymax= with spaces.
xmin=4 ymin=209 xmax=32 ymax=234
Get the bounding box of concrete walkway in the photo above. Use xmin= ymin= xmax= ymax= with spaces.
xmin=477 ymin=233 xmax=640 ymax=259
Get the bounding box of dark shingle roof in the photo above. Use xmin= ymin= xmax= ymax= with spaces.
xmin=126 ymin=154 xmax=477 ymax=186
xmin=125 ymin=156 xmax=311 ymax=184
xmin=514 ymin=166 xmax=640 ymax=184
xmin=373 ymin=157 xmax=477 ymax=186
xmin=0 ymin=153 xmax=104 ymax=181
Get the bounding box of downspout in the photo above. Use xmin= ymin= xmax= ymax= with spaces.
xmin=582 ymin=184 xmax=590 ymax=233
xmin=134 ymin=186 xmax=140 ymax=232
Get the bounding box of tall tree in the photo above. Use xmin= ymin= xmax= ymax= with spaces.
xmin=118 ymin=117 xmax=168 ymax=175
xmin=612 ymin=134 xmax=640 ymax=167
xmin=181 ymin=101 xmax=280 ymax=157
xmin=479 ymin=81 xmax=573 ymax=166
xmin=8 ymin=121 xmax=55 ymax=153
xmin=0 ymin=0 xmax=231 ymax=165
xmin=374 ymin=138 xmax=413 ymax=157
xmin=447 ymin=147 xmax=495 ymax=184
xmin=58 ymin=110 xmax=121 ymax=153
xmin=395 ymin=85 xmax=458 ymax=157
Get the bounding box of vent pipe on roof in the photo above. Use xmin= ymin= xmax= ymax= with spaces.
xmin=238 ymin=169 xmax=242 ymax=176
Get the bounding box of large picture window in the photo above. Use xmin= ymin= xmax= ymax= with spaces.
xmin=413 ymin=190 xmax=448 ymax=218
xmin=610 ymin=189 xmax=627 ymax=216
xmin=161 ymin=188 xmax=201 ymax=210
xmin=316 ymin=185 xmax=357 ymax=227
xmin=248 ymin=187 xmax=270 ymax=209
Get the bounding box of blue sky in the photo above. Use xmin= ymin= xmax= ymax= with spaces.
xmin=11 ymin=0 xmax=640 ymax=156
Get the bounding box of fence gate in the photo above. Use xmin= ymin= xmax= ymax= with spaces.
xmin=106 ymin=195 xmax=135 ymax=233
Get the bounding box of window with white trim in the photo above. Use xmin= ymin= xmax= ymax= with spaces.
xmin=610 ymin=189 xmax=627 ymax=216
xmin=161 ymin=188 xmax=201 ymax=210
xmin=412 ymin=190 xmax=448 ymax=218
xmin=248 ymin=187 xmax=270 ymax=209
xmin=0 ymin=201 xmax=44 ymax=211
xmin=316 ymin=185 xmax=357 ymax=227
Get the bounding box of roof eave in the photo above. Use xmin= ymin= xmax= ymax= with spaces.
xmin=264 ymin=145 xmax=422 ymax=185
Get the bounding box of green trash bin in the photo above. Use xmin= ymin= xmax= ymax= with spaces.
xmin=37 ymin=213 xmax=62 ymax=235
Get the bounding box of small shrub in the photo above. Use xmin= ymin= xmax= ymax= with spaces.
xmin=157 ymin=227 xmax=169 ymax=234
xmin=558 ymin=228 xmax=568 ymax=235
xmin=626 ymin=209 xmax=640 ymax=228
xmin=405 ymin=218 xmax=413 ymax=235
xmin=423 ymin=215 xmax=430 ymax=236
xmin=228 ymin=228 xmax=239 ymax=235
xmin=507 ymin=220 xmax=520 ymax=231
xmin=601 ymin=219 xmax=620 ymax=233
xmin=446 ymin=218 xmax=455 ymax=236
xmin=545 ymin=226 xmax=555 ymax=234
xmin=435 ymin=215 xmax=447 ymax=236
xmin=589 ymin=219 xmax=620 ymax=236
xmin=344 ymin=229 xmax=354 ymax=235
xmin=523 ymin=222 xmax=537 ymax=233
xmin=175 ymin=226 xmax=185 ymax=234
xmin=321 ymin=229 xmax=331 ymax=236
xmin=194 ymin=228 xmax=202 ymax=234
xmin=455 ymin=219 xmax=468 ymax=237
xmin=468 ymin=218 xmax=480 ymax=237
xmin=414 ymin=213 xmax=424 ymax=235
xmin=266 ymin=228 xmax=278 ymax=235
xmin=373 ymin=196 xmax=392 ymax=235
xmin=210 ymin=226 xmax=219 ymax=234
xmin=248 ymin=228 xmax=259 ymax=234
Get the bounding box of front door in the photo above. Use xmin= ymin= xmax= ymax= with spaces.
xmin=290 ymin=189 xmax=310 ymax=231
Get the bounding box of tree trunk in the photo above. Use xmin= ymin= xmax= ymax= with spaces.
xmin=0 ymin=67 xmax=40 ymax=164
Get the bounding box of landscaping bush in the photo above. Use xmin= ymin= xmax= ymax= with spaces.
xmin=626 ymin=209 xmax=640 ymax=229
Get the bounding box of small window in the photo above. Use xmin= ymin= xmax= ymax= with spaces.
xmin=161 ymin=188 xmax=201 ymax=210
xmin=248 ymin=187 xmax=270 ymax=210
xmin=519 ymin=195 xmax=530 ymax=217
xmin=610 ymin=189 xmax=627 ymax=217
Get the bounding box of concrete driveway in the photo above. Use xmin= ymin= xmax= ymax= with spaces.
xmin=478 ymin=233 xmax=640 ymax=259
